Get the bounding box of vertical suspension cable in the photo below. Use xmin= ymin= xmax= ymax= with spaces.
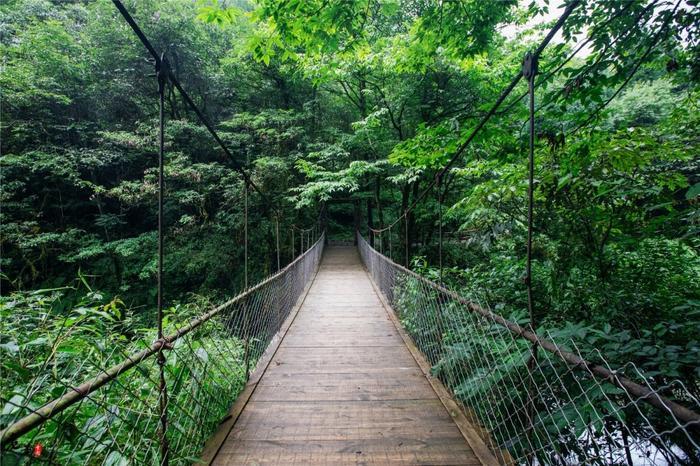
xmin=525 ymin=51 xmax=538 ymax=341
xmin=437 ymin=173 xmax=443 ymax=285
xmin=244 ymin=182 xmax=248 ymax=289
xmin=275 ymin=215 xmax=281 ymax=271
xmin=273 ymin=217 xmax=282 ymax=330
xmin=388 ymin=225 xmax=392 ymax=260
xmin=243 ymin=180 xmax=250 ymax=381
xmin=523 ymin=50 xmax=539 ymax=464
xmin=404 ymin=212 xmax=409 ymax=268
xmin=291 ymin=227 xmax=295 ymax=259
xmin=156 ymin=53 xmax=170 ymax=466
xmin=435 ymin=173 xmax=445 ymax=354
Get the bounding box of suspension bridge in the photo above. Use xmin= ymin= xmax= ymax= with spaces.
xmin=1 ymin=0 xmax=699 ymax=464
xmin=2 ymin=231 xmax=699 ymax=464
xmin=201 ymin=244 xmax=497 ymax=465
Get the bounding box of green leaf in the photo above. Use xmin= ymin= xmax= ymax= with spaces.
xmin=104 ymin=451 xmax=129 ymax=466
xmin=686 ymin=182 xmax=700 ymax=200
xmin=0 ymin=341 xmax=19 ymax=355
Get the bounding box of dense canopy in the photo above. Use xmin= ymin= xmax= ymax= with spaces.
xmin=1 ymin=0 xmax=699 ymax=463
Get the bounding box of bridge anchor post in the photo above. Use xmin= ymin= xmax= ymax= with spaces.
xmin=523 ymin=49 xmax=539 ymax=465
xmin=156 ymin=51 xmax=171 ymax=466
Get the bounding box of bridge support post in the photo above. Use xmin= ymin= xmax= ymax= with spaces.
xmin=367 ymin=200 xmax=374 ymax=247
xmin=275 ymin=216 xmax=281 ymax=271
xmin=523 ymin=50 xmax=539 ymax=465
xmin=353 ymin=200 xmax=360 ymax=245
xmin=404 ymin=213 xmax=409 ymax=268
xmin=156 ymin=52 xmax=170 ymax=466
xmin=243 ymin=296 xmax=251 ymax=381
xmin=435 ymin=173 xmax=445 ymax=359
xmin=388 ymin=226 xmax=392 ymax=260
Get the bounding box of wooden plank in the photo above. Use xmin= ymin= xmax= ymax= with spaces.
xmin=289 ymin=319 xmax=394 ymax=328
xmin=299 ymin=303 xmax=386 ymax=310
xmin=253 ymin=371 xmax=434 ymax=401
xmin=292 ymin=314 xmax=391 ymax=322
xmin=215 ymin=439 xmax=482 ymax=466
xmin=281 ymin=335 xmax=404 ymax=347
xmin=304 ymin=298 xmax=383 ymax=305
xmin=286 ymin=327 xmax=399 ymax=337
xmin=226 ymin=400 xmax=469 ymax=442
xmin=267 ymin=346 xmax=419 ymax=373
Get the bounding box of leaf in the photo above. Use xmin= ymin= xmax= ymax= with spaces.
xmin=195 ymin=347 xmax=209 ymax=363
xmin=686 ymin=182 xmax=700 ymax=200
xmin=2 ymin=394 xmax=24 ymax=415
xmin=0 ymin=341 xmax=19 ymax=355
xmin=557 ymin=173 xmax=572 ymax=190
xmin=104 ymin=451 xmax=129 ymax=466
xmin=26 ymin=337 xmax=48 ymax=347
xmin=57 ymin=342 xmax=82 ymax=354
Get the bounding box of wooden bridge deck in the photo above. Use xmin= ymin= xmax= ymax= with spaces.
xmin=208 ymin=246 xmax=494 ymax=465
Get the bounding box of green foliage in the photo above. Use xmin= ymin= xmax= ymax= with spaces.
xmin=389 ymin=121 xmax=460 ymax=169
xmin=606 ymin=78 xmax=679 ymax=130
xmin=292 ymin=158 xmax=386 ymax=207
xmin=203 ymin=0 xmax=516 ymax=68
xmin=2 ymin=0 xmax=700 ymax=462
xmin=0 ymin=287 xmax=247 ymax=465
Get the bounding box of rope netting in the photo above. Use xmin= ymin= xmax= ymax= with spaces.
xmin=0 ymin=233 xmax=324 ymax=465
xmin=358 ymin=233 xmax=700 ymax=465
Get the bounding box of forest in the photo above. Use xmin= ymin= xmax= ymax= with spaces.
xmin=1 ymin=0 xmax=699 ymax=464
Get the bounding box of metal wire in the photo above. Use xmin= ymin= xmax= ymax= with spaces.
xmin=0 ymin=234 xmax=325 ymax=464
xmin=108 ymin=0 xmax=266 ymax=201
xmin=358 ymin=232 xmax=700 ymax=465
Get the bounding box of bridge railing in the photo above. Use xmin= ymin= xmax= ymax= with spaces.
xmin=0 ymin=232 xmax=325 ymax=465
xmin=358 ymin=232 xmax=699 ymax=465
